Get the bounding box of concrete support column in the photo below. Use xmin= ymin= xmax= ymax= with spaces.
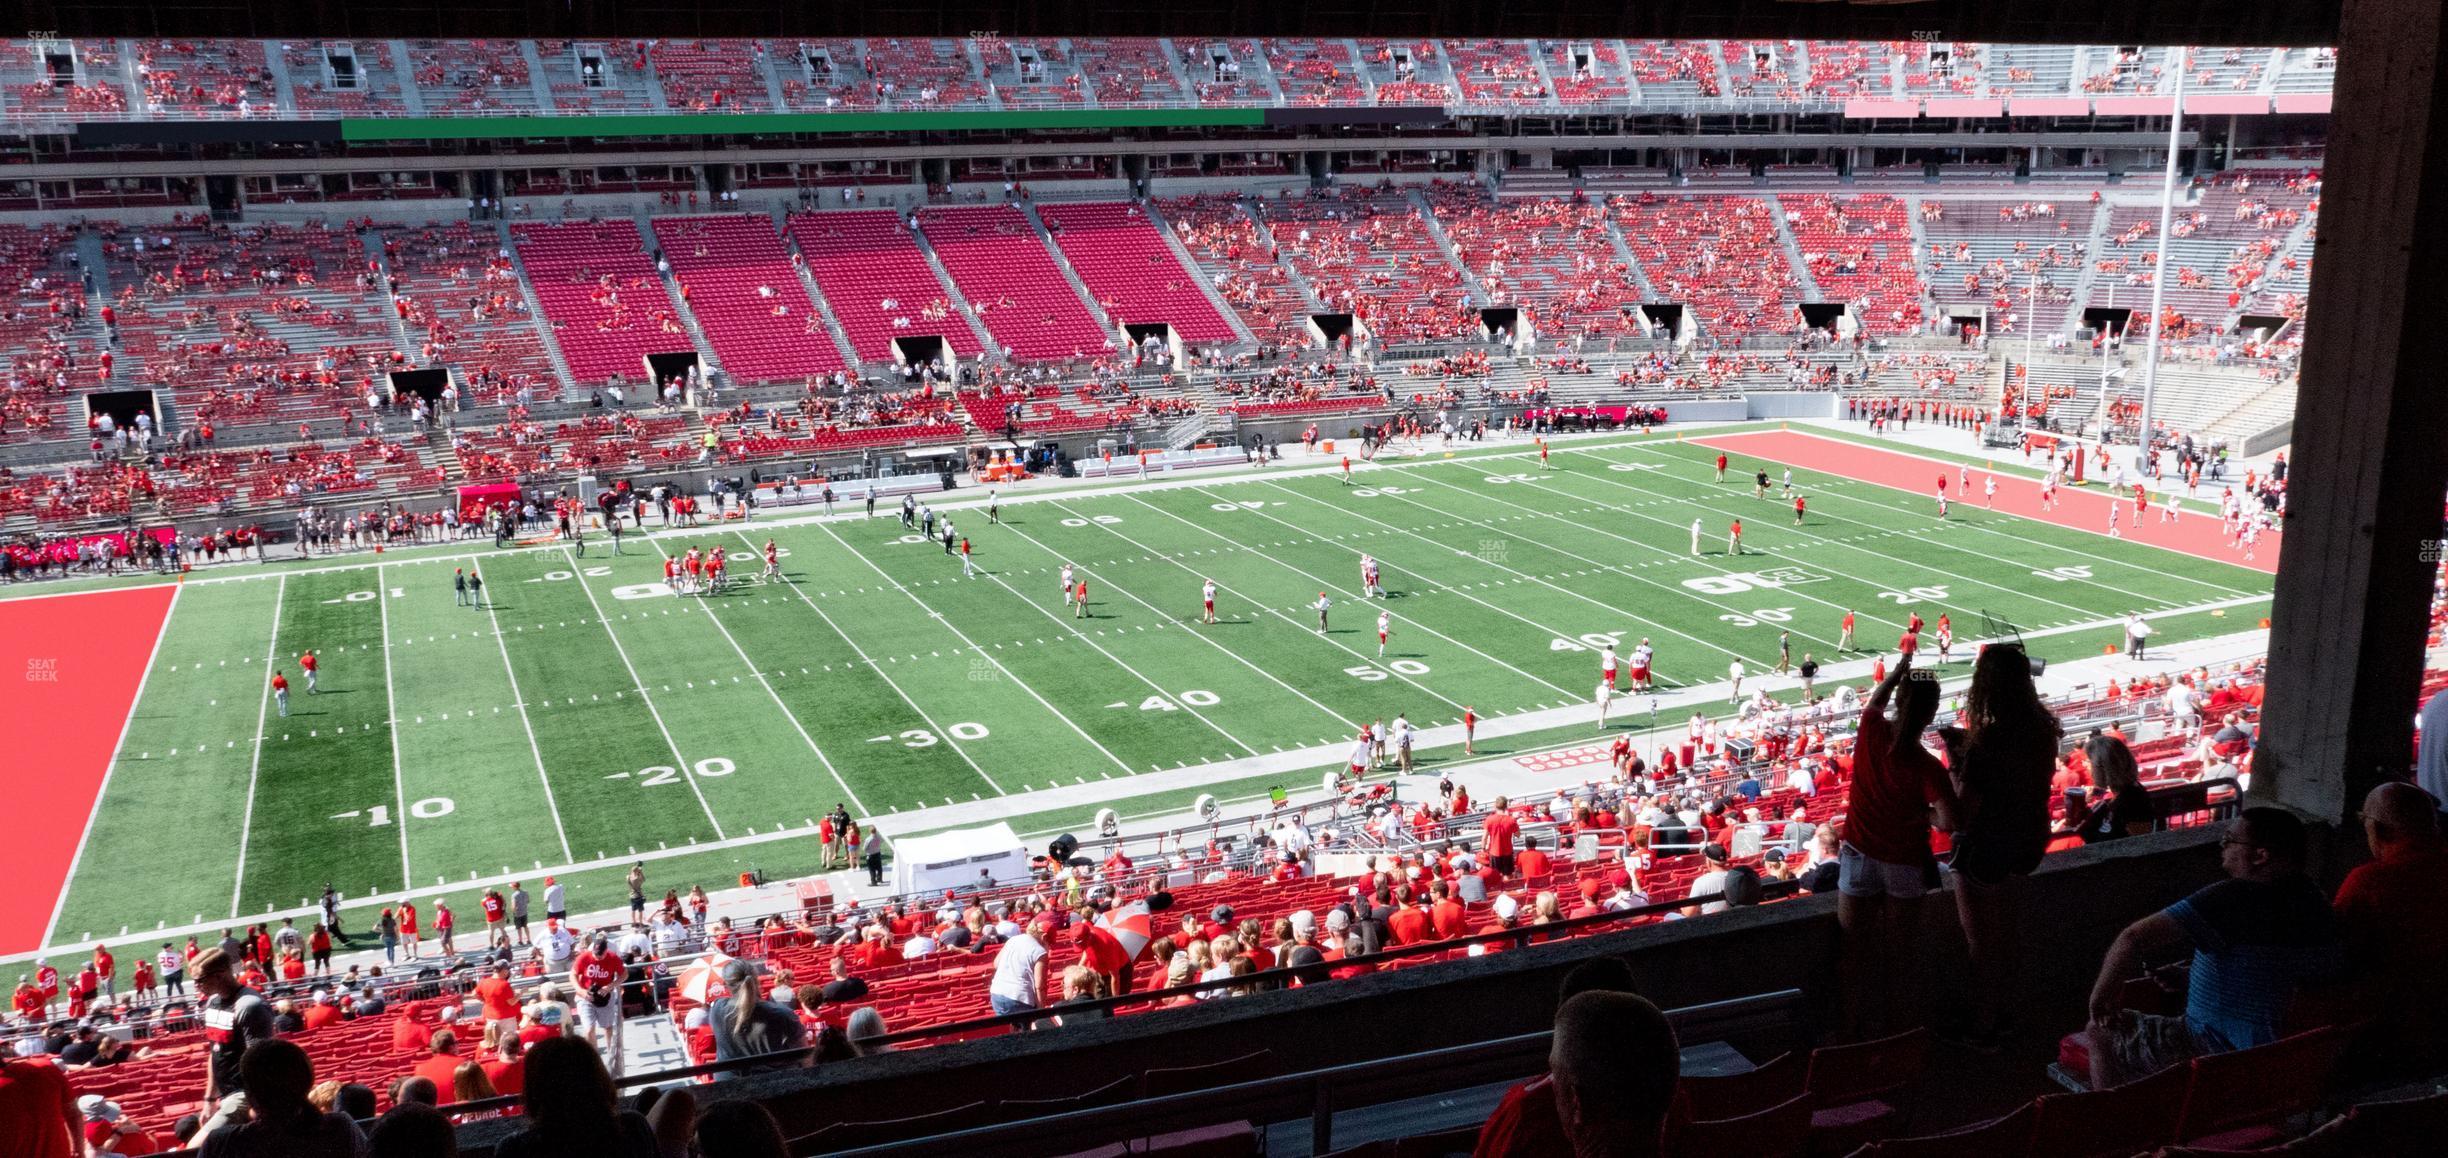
xmin=2257 ymin=0 xmax=2448 ymax=824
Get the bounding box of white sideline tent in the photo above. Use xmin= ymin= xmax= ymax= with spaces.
xmin=890 ymin=822 xmax=1030 ymax=897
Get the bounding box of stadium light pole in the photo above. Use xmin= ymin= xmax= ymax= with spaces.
xmin=2134 ymin=59 xmax=2186 ymax=477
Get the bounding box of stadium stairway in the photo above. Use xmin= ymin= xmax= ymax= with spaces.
xmin=633 ymin=208 xmax=728 ymax=384
xmin=1767 ymin=196 xmax=1829 ymax=303
xmin=361 ymin=230 xmax=424 ymax=361
xmin=1404 ymin=185 xmax=1496 ymax=306
xmin=1596 ymin=214 xmax=1665 ymax=303
xmin=2066 ymin=199 xmax=2115 ymax=328
xmin=513 ymin=41 xmax=559 ymax=110
xmin=1233 ymin=198 xmax=1328 ymax=312
xmin=903 ymin=215 xmax=1004 ymax=359
xmin=1138 ymin=200 xmax=1262 ymax=347
xmin=1012 ymin=199 xmax=1119 ymax=334
xmin=495 ymin=222 xmax=584 ymax=400
xmin=771 ymin=206 xmax=865 ymax=372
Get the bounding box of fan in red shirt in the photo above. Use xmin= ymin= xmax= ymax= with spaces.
xmin=481 ymin=889 xmax=506 ymax=933
xmin=1482 ymin=799 xmax=1521 ymax=874
xmin=1515 ymin=838 xmax=1553 ymax=879
xmin=1835 ymin=656 xmax=1960 ymax=1035
xmin=0 ymin=1057 xmax=78 ymax=1158
xmin=1473 ymin=958 xmax=1648 ymax=1158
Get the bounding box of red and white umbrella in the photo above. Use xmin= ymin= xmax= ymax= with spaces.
xmin=1097 ymin=899 xmax=1154 ymax=964
xmin=675 ymin=952 xmax=734 ymax=1005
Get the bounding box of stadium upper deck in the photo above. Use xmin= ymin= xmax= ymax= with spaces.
xmin=0 ymin=38 xmax=2336 ymax=128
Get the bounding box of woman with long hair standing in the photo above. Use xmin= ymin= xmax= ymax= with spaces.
xmin=1939 ymin=643 xmax=2062 ymax=1051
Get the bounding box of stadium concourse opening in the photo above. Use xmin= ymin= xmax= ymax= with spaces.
xmin=2083 ymin=305 xmax=2137 ymax=338
xmin=83 ymin=388 xmax=157 ymax=435
xmin=385 ymin=367 xmax=450 ymax=407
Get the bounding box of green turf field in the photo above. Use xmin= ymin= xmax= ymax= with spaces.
xmin=32 ymin=429 xmax=2273 ymax=953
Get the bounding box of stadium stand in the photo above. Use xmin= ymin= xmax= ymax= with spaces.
xmin=510 ymin=220 xmax=697 ymax=387
xmin=786 ymin=210 xmax=983 ymax=363
xmin=651 ymin=215 xmax=847 ymax=383
xmin=1035 ymin=202 xmax=1238 ymax=346
xmin=916 ymin=204 xmax=1111 ymax=361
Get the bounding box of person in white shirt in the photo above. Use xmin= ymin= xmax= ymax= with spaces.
xmin=988 ymin=920 xmax=1049 ymax=1018
xmin=543 ymin=879 xmax=567 ymax=922
xmin=1728 ymin=661 xmax=1745 ymax=703
xmin=542 ymin=921 xmax=576 ymax=970
xmin=902 ymin=929 xmax=938 ymax=960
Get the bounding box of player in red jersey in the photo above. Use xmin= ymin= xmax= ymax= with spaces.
xmin=298 ymin=649 xmax=319 ymax=694
xmin=1793 ymin=494 xmax=1807 ymax=526
xmin=271 ymin=669 xmax=290 ymax=718
xmin=1462 ymin=705 xmax=1476 ymax=755
xmin=1538 ymin=439 xmax=1551 ymax=471
xmin=960 ymin=537 xmax=974 ymax=578
xmin=1840 ymin=609 xmax=1856 ymax=651
xmin=662 ymin=555 xmax=679 ymax=594
xmin=1935 ymin=613 xmax=1955 ymax=664
xmin=1341 ymin=456 xmax=1353 ymax=485
xmin=1728 ymin=518 xmax=1743 ymax=555
xmin=1715 ymin=453 xmax=1729 ymax=482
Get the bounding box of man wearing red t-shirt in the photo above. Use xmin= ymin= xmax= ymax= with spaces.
xmin=1515 ymin=837 xmax=1552 ymax=880
xmin=481 ymin=889 xmax=506 ymax=938
xmin=569 ymin=937 xmax=627 ymax=1071
xmin=1483 ymin=799 xmax=1521 ymax=875
xmin=1429 ymin=881 xmax=1466 ymax=941
xmin=1835 ymin=657 xmax=1959 ymax=1036
xmin=412 ymin=1030 xmax=465 ymax=1093
xmin=2335 ymin=783 xmax=2448 ymax=1056
xmin=0 ymin=1058 xmax=77 ymax=1158
xmin=1387 ymin=897 xmax=1433 ymax=946
xmin=483 ymin=1035 xmax=526 ymax=1099
xmin=474 ymin=963 xmax=523 ymax=1042
xmin=1474 ymin=957 xmax=1649 ymax=1158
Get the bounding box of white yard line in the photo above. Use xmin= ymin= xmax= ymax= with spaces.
xmin=373 ymin=563 xmax=413 ymax=892
xmin=812 ymin=521 xmax=1143 ymax=775
xmin=1120 ymin=492 xmax=1577 ymax=703
xmin=636 ymin=533 xmax=881 ymax=813
xmin=556 ymin=548 xmax=728 ymax=840
xmin=474 ymin=562 xmax=577 ymax=865
xmin=1012 ymin=503 xmax=1363 ymax=732
xmin=39 ymin=582 xmax=184 ymax=946
xmin=227 ymin=575 xmax=286 ymax=919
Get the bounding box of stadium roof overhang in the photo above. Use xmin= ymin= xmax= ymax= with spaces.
xmin=21 ymin=0 xmax=2342 ymax=49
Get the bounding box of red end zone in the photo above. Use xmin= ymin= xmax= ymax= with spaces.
xmin=1692 ymin=430 xmax=2279 ymax=575
xmin=0 ymin=584 xmax=178 ymax=954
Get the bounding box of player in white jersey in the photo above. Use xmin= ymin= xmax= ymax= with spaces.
xmin=1690 ymin=518 xmax=1703 ymax=556
xmin=1630 ymin=639 xmax=1655 ymax=693
xmin=2161 ymin=493 xmax=2180 ymax=522
xmin=1061 ymin=563 xmax=1076 ymax=606
xmin=1935 ymin=484 xmax=1949 ymax=519
xmin=1983 ymin=475 xmax=1996 ymax=508
xmin=1601 ymin=645 xmax=1619 ymax=691
xmin=2041 ymin=469 xmax=2059 ymax=510
xmin=761 ymin=539 xmax=779 ymax=580
xmin=2240 ymin=516 xmax=2262 ymax=560
xmin=2108 ymin=502 xmax=2122 ymax=538
xmin=1200 ymin=578 xmax=1218 ymax=624
xmin=1781 ymin=468 xmax=1794 ymax=495
xmin=1959 ymin=462 xmax=1970 ymax=493
xmin=1376 ymin=610 xmax=1392 ymax=658
xmin=1360 ymin=554 xmax=1384 ymax=598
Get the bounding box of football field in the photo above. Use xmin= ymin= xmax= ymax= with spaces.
xmin=9 ymin=427 xmax=2275 ymax=960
